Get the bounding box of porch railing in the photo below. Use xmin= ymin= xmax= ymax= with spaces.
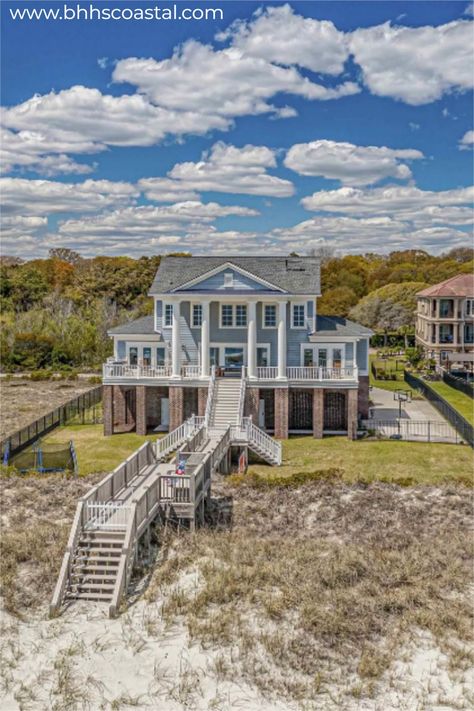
xmin=204 ymin=365 xmax=216 ymax=427
xmin=85 ymin=502 xmax=131 ymax=530
xmin=103 ymin=363 xmax=204 ymax=379
xmin=253 ymin=366 xmax=358 ymax=381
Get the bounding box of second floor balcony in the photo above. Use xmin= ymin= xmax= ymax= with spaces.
xmin=103 ymin=361 xmax=358 ymax=383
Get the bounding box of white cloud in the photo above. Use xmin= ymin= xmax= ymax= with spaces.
xmin=140 ymin=142 xmax=294 ymax=200
xmin=217 ymin=4 xmax=348 ymax=75
xmin=0 ymin=128 xmax=96 ymax=176
xmin=301 ymin=185 xmax=474 ymax=218
xmin=284 ymin=140 xmax=423 ymax=186
xmin=459 ymin=129 xmax=474 ymax=149
xmin=349 ymin=20 xmax=473 ymax=105
xmin=0 ymin=177 xmax=138 ymax=217
xmin=113 ymin=41 xmax=359 ymax=120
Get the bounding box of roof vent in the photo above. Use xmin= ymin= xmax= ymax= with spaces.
xmin=224 ymin=272 xmax=234 ymax=287
xmin=286 ymin=258 xmax=305 ymax=272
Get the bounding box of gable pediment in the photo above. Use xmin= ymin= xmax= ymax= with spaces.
xmin=171 ymin=262 xmax=285 ymax=293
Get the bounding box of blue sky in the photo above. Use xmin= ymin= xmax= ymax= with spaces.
xmin=1 ymin=0 xmax=473 ymax=258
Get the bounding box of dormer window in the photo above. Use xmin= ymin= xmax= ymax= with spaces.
xmin=224 ymin=272 xmax=233 ymax=287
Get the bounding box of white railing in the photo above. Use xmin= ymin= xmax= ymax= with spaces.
xmin=182 ymin=364 xmax=201 ymax=378
xmin=286 ymin=366 xmax=357 ymax=380
xmin=256 ymin=366 xmax=278 ymax=379
xmin=155 ymin=415 xmax=201 ymax=460
xmin=231 ymin=417 xmax=282 ymax=465
xmin=85 ymin=502 xmax=131 ymax=530
xmin=204 ymin=365 xmax=216 ymax=427
xmin=103 ymin=363 xmax=172 ymax=379
xmin=238 ymin=367 xmax=246 ymax=425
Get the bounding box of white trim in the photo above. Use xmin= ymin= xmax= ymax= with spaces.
xmin=126 ymin=341 xmax=168 ymax=367
xmin=163 ymin=301 xmax=173 ymax=328
xmin=191 ymin=302 xmax=203 ymax=328
xmin=300 ymin=343 xmax=346 ymax=369
xmin=170 ymin=261 xmax=286 ymax=293
xmin=209 ymin=341 xmax=270 ymax=367
xmin=262 ymin=302 xmax=278 ymax=329
xmin=291 ymin=301 xmax=307 ymax=329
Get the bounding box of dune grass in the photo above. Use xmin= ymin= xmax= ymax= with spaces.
xmin=248 ymin=436 xmax=473 ymax=486
xmin=46 ymin=424 xmax=157 ymax=476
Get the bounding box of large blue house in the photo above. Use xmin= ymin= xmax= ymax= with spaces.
xmin=103 ymin=256 xmax=371 ymax=438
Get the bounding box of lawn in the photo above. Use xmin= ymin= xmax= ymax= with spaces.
xmin=249 ymin=436 xmax=473 ymax=486
xmin=46 ymin=424 xmax=158 ymax=476
xmin=425 ymin=380 xmax=474 ymax=426
xmin=368 ymin=354 xmax=423 ymax=397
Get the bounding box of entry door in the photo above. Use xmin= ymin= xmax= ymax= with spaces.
xmin=225 ymin=347 xmax=244 ymax=371
xmin=161 ymin=398 xmax=170 ymax=428
xmin=258 ymin=399 xmax=265 ymax=428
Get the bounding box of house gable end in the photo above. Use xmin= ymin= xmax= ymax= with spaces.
xmin=171 ymin=263 xmax=285 ymax=293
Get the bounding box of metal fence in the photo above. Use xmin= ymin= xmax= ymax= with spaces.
xmin=404 ymin=371 xmax=473 ymax=447
xmin=361 ymin=419 xmax=461 ymax=444
xmin=0 ymin=386 xmax=103 ymax=459
xmin=442 ymin=371 xmax=474 ymax=399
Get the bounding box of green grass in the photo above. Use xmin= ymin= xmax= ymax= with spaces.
xmin=46 ymin=424 xmax=157 ymax=476
xmin=425 ymin=381 xmax=474 ymax=426
xmin=248 ymin=436 xmax=473 ymax=486
xmin=368 ymin=354 xmax=416 ymax=395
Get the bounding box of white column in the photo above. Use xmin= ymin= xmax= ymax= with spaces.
xmin=247 ymin=301 xmax=257 ymax=379
xmin=201 ymin=301 xmax=210 ymax=378
xmin=277 ymin=301 xmax=287 ymax=379
xmin=171 ymin=300 xmax=181 ymax=378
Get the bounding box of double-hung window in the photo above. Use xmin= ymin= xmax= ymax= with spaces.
xmin=220 ymin=304 xmax=247 ymax=327
xmin=292 ymin=303 xmax=306 ymax=328
xmin=263 ymin=304 xmax=277 ymax=328
xmin=221 ymin=304 xmax=234 ymax=327
xmin=164 ymin=303 xmax=173 ymax=327
xmin=235 ymin=305 xmax=247 ymax=327
xmin=192 ymin=304 xmax=203 ymax=327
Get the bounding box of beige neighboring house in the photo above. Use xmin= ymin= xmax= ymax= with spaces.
xmin=415 ymin=273 xmax=474 ymax=367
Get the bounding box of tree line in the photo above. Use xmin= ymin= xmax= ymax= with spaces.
xmin=0 ymin=247 xmax=472 ymax=371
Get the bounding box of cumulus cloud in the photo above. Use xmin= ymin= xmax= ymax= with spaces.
xmin=348 ymin=20 xmax=473 ymax=105
xmin=140 ymin=142 xmax=294 ymax=200
xmin=284 ymin=140 xmax=423 ymax=186
xmin=0 ymin=177 xmax=138 ymax=217
xmin=217 ymin=4 xmax=348 ymax=75
xmin=459 ymin=129 xmax=474 ymax=149
xmin=112 ymin=41 xmax=359 ymax=119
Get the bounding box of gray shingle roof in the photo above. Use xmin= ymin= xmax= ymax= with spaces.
xmin=108 ymin=315 xmax=157 ymax=336
xmin=312 ymin=316 xmax=373 ymax=337
xmin=149 ymin=256 xmax=321 ymax=295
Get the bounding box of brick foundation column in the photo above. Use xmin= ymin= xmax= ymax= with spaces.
xmin=244 ymin=387 xmax=259 ymax=423
xmin=113 ymin=386 xmax=127 ymax=427
xmin=103 ymin=385 xmax=113 ymax=436
xmin=275 ymin=388 xmax=289 ymax=439
xmin=357 ymin=375 xmax=370 ymax=420
xmin=136 ymin=386 xmax=147 ymax=435
xmin=313 ymin=389 xmax=324 ymax=439
xmin=347 ymin=388 xmax=358 ymax=440
xmin=169 ymin=386 xmax=184 ymax=432
xmin=198 ymin=387 xmax=208 ymax=417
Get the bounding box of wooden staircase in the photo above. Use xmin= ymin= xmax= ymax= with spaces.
xmin=66 ymin=530 xmax=124 ymax=603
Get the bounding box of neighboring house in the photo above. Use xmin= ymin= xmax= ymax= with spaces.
xmin=103 ymin=256 xmax=372 ymax=439
xmin=415 ymin=274 xmax=474 ymax=367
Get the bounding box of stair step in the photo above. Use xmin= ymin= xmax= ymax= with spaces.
xmin=71 ymin=573 xmax=117 ymax=582
xmin=66 ymin=592 xmax=113 ymax=601
xmin=70 ymin=582 xmax=115 ymax=592
xmin=74 ymin=552 xmax=121 ymax=561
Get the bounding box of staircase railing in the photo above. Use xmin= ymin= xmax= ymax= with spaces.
xmin=155 ymin=415 xmax=201 ymax=460
xmin=241 ymin=417 xmax=282 ymax=465
xmin=49 ymin=440 xmax=155 ymax=617
xmin=238 ymin=366 xmax=246 ymax=425
xmin=204 ymin=364 xmax=216 ymax=427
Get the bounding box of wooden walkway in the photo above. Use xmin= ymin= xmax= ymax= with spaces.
xmin=50 ymin=387 xmax=282 ymax=618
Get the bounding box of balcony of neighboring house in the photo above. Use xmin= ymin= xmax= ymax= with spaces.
xmin=464 ymin=324 xmax=474 ymax=345
xmin=438 ymin=324 xmax=454 ymax=345
xmin=438 ymin=299 xmax=455 ymax=319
